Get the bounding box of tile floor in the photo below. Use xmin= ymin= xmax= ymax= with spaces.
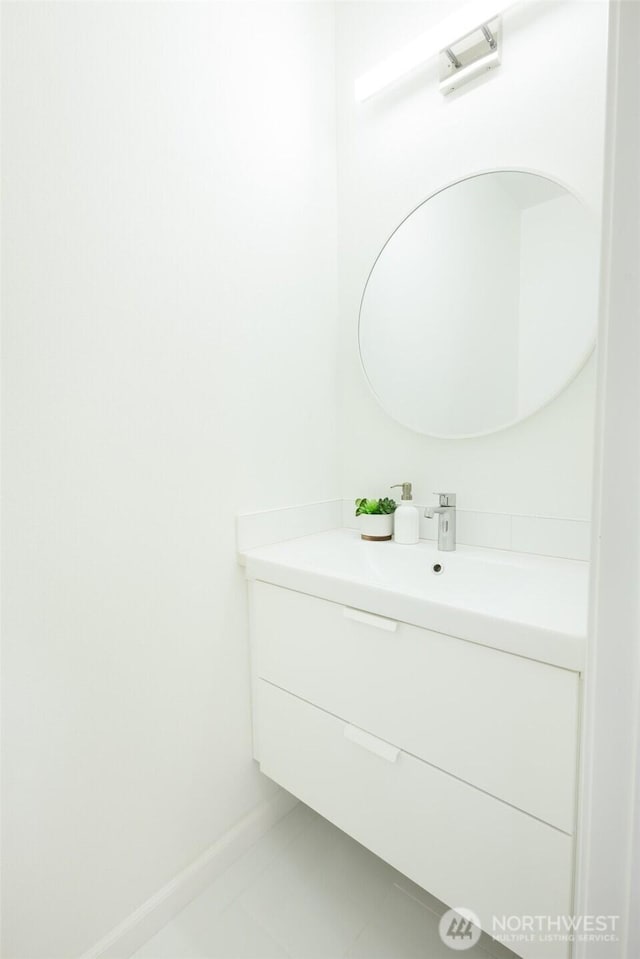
xmin=133 ymin=802 xmax=517 ymax=959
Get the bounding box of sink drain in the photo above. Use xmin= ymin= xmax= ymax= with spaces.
xmin=432 ymin=562 xmax=444 ymax=575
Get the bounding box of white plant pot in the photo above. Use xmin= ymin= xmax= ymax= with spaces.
xmin=358 ymin=513 xmax=394 ymax=542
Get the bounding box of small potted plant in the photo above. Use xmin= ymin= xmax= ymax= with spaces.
xmin=355 ymin=497 xmax=397 ymax=541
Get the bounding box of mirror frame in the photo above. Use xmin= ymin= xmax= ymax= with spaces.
xmin=357 ymin=168 xmax=598 ymax=440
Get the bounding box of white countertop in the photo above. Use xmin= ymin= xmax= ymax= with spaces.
xmin=243 ymin=529 xmax=589 ymax=671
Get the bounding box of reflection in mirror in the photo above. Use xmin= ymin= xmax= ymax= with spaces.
xmin=359 ymin=172 xmax=599 ymax=438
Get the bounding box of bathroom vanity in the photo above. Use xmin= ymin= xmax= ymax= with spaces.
xmin=243 ymin=530 xmax=588 ymax=959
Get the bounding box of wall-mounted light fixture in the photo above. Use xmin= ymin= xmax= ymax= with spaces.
xmin=354 ymin=0 xmax=520 ymax=101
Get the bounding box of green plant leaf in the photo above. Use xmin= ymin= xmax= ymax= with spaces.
xmin=354 ymin=496 xmax=397 ymax=516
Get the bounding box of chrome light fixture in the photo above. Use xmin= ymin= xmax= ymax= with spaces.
xmin=354 ymin=0 xmax=520 ymax=101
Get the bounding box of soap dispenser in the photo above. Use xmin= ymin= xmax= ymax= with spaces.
xmin=391 ymin=483 xmax=419 ymax=545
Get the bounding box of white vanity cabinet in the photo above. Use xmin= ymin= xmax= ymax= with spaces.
xmin=248 ymin=577 xmax=582 ymax=959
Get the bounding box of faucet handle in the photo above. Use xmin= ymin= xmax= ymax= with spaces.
xmin=433 ymin=492 xmax=456 ymax=507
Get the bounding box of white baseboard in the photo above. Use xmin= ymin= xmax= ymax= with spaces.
xmin=78 ymin=788 xmax=299 ymax=959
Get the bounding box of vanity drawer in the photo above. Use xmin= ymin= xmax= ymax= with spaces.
xmin=258 ymin=680 xmax=572 ymax=959
xmin=251 ymin=581 xmax=580 ymax=833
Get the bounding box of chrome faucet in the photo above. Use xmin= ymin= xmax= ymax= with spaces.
xmin=424 ymin=493 xmax=457 ymax=551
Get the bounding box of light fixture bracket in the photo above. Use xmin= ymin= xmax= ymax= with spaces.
xmin=438 ymin=16 xmax=501 ymax=95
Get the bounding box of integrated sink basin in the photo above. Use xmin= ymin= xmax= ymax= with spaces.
xmin=243 ymin=528 xmax=588 ymax=670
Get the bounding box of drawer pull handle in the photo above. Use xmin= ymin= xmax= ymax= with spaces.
xmin=343 ymin=607 xmax=397 ymax=632
xmin=343 ymin=724 xmax=400 ymax=763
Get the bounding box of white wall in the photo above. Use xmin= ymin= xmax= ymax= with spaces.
xmin=0 ymin=3 xmax=338 ymax=957
xmin=335 ymin=0 xmax=608 ymax=518
xmin=576 ymin=1 xmax=640 ymax=955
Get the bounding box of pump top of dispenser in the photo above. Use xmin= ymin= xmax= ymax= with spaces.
xmin=391 ymin=482 xmax=413 ymax=501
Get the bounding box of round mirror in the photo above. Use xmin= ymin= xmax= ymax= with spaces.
xmin=358 ymin=171 xmax=599 ymax=438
